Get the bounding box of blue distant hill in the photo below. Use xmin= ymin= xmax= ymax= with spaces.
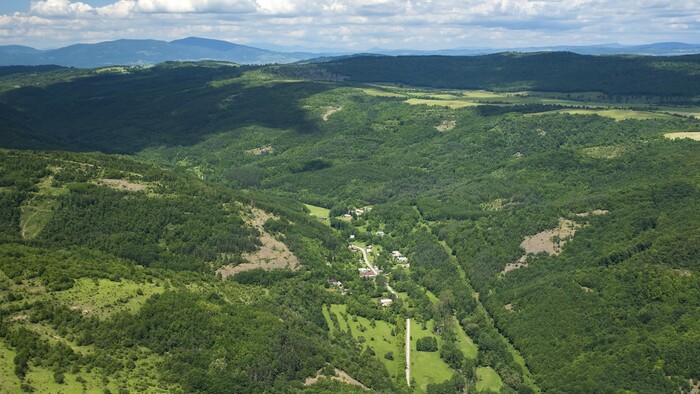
xmin=1 ymin=37 xmax=699 ymax=68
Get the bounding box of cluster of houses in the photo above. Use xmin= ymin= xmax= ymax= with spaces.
xmin=342 ymin=206 xmax=373 ymax=220
xmin=391 ymin=250 xmax=410 ymax=268
xmin=358 ymin=265 xmax=382 ymax=278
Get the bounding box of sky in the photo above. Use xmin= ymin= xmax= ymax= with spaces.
xmin=0 ymin=0 xmax=698 ymax=50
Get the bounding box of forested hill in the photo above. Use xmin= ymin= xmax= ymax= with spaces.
xmin=0 ymin=149 xmax=392 ymax=393
xmin=316 ymin=52 xmax=700 ymax=96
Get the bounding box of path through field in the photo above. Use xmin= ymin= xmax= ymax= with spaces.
xmin=405 ymin=318 xmax=411 ymax=386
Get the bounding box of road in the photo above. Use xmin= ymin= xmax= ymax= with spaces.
xmin=350 ymin=244 xmax=408 ymax=384
xmin=350 ymin=244 xmax=397 ymax=296
xmin=405 ymin=318 xmax=411 ymax=386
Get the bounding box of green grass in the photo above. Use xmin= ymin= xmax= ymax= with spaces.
xmin=664 ymin=132 xmax=700 ymax=141
xmin=53 ymin=278 xmax=163 ymax=319
xmin=20 ymin=199 xmax=58 ymax=240
xmin=19 ymin=174 xmax=68 ymax=239
xmin=304 ymin=203 xmax=331 ymax=224
xmin=19 ymin=350 xmax=178 ymax=394
xmin=327 ymin=304 xmax=403 ymax=378
xmin=453 ymin=319 xmax=478 ymax=359
xmin=0 ymin=341 xmax=21 ymax=394
xmin=360 ymin=88 xmax=407 ymax=98
xmin=476 ymin=366 xmax=504 ymax=393
xmin=410 ymin=319 xmax=454 ymax=393
xmin=405 ymin=98 xmax=478 ymax=108
xmin=527 ymin=108 xmax=676 ymax=121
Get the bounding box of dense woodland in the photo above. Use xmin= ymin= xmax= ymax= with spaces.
xmin=0 ymin=56 xmax=699 ymax=393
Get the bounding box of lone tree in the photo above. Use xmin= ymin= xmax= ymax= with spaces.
xmin=416 ymin=336 xmax=438 ymax=352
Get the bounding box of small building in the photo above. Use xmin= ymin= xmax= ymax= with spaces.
xmin=397 ymin=256 xmax=408 ymax=263
xmin=343 ymin=214 xmax=353 ymax=219
xmin=391 ymin=251 xmax=403 ymax=258
xmin=379 ymin=299 xmax=393 ymax=307
xmin=349 ymin=234 xmax=355 ymax=240
xmin=328 ymin=278 xmax=337 ymax=285
xmin=376 ymin=231 xmax=385 ymax=237
xmin=360 ymin=271 xmax=376 ymax=278
xmin=366 ymin=244 xmax=373 ymax=251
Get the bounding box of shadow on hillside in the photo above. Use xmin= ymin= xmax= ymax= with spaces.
xmin=0 ymin=65 xmax=331 ymax=154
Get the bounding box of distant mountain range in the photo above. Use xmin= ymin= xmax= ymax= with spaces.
xmin=1 ymin=37 xmax=699 ymax=68
xmin=0 ymin=37 xmax=331 ymax=68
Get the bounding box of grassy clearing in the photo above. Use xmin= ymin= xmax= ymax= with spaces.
xmin=19 ymin=175 xmax=68 ymax=239
xmin=405 ymin=98 xmax=478 ymax=108
xmin=360 ymin=88 xmax=407 ymax=98
xmin=410 ymin=319 xmax=454 ymax=393
xmin=454 ymin=319 xmax=478 ymax=359
xmin=476 ymin=366 xmax=504 ymax=393
xmin=327 ymin=304 xmax=402 ymax=378
xmin=0 ymin=341 xmax=21 ymax=394
xmin=20 ymin=199 xmax=58 ymax=239
xmin=528 ymin=108 xmax=675 ymax=121
xmin=664 ymin=132 xmax=700 ymax=141
xmin=582 ymin=145 xmax=629 ymax=159
xmin=53 ymin=278 xmax=163 ymax=319
xmin=304 ymin=203 xmax=331 ymax=223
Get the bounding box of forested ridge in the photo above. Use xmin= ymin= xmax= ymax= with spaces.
xmin=0 ymin=56 xmax=699 ymax=393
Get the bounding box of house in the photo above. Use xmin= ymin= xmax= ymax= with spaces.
xmin=379 ymin=299 xmax=393 ymax=307
xmin=360 ymin=271 xmax=376 ymax=278
xmin=391 ymin=251 xmax=403 ymax=258
xmin=397 ymin=256 xmax=408 ymax=263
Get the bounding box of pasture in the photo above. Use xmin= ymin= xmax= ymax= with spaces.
xmin=410 ymin=319 xmax=455 ymax=393
xmin=476 ymin=366 xmax=504 ymax=393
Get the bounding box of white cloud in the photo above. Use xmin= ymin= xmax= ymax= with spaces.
xmin=30 ymin=0 xmax=94 ymax=17
xmin=1 ymin=0 xmax=699 ymax=49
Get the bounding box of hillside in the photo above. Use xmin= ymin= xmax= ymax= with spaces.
xmin=1 ymin=55 xmax=700 ymax=393
xmin=315 ymin=52 xmax=700 ymax=96
xmin=0 ymin=149 xmax=400 ymax=393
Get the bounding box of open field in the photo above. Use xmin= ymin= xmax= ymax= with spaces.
xmin=360 ymin=88 xmax=406 ymax=98
xmin=0 ymin=341 xmax=21 ymax=394
xmin=20 ymin=199 xmax=59 ymax=240
xmin=476 ymin=366 xmax=504 ymax=393
xmin=528 ymin=108 xmax=676 ymax=121
xmin=53 ymin=278 xmax=163 ymax=319
xmin=326 ymin=304 xmax=403 ymax=378
xmin=665 ymin=132 xmax=700 ymax=140
xmin=410 ymin=319 xmax=454 ymax=393
xmin=454 ymin=319 xmax=478 ymax=359
xmin=405 ymin=98 xmax=478 ymax=108
xmin=304 ymin=203 xmax=331 ymax=221
xmin=360 ymin=85 xmax=700 ymax=120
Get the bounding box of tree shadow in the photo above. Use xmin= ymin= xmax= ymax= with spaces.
xmin=0 ymin=64 xmax=331 ymax=154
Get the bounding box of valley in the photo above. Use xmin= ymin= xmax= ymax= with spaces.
xmin=0 ymin=54 xmax=699 ymax=393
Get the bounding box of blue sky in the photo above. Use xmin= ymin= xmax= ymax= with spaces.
xmin=1 ymin=0 xmax=699 ymax=50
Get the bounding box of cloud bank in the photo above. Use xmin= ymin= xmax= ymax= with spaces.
xmin=1 ymin=0 xmax=698 ymax=50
